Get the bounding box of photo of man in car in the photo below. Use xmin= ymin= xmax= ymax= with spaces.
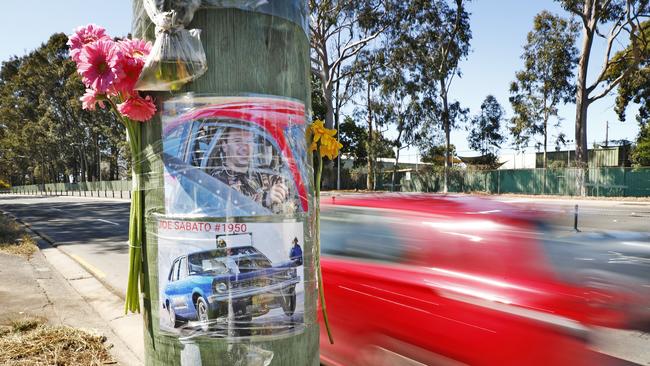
xmin=208 ymin=126 xmax=298 ymax=214
xmin=161 ymin=97 xmax=310 ymax=217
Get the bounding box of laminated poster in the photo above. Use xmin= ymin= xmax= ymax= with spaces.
xmin=158 ymin=95 xmax=309 ymax=339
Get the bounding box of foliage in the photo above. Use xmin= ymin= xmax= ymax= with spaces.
xmin=417 ymin=100 xmax=469 ymax=152
xmin=555 ymin=0 xmax=650 ymax=166
xmin=611 ymin=20 xmax=650 ymax=126
xmin=0 ymin=33 xmax=126 ymax=186
xmin=509 ymin=11 xmax=579 ymax=162
xmin=309 ymin=0 xmax=390 ymax=129
xmin=339 ymin=116 xmax=394 ymax=168
xmin=421 ymin=144 xmax=457 ymax=165
xmin=631 ymin=124 xmax=650 ymax=166
xmin=393 ymin=0 xmax=472 ymax=191
xmin=468 ymin=95 xmax=505 ymax=156
xmin=310 ymin=74 xmax=327 ymax=121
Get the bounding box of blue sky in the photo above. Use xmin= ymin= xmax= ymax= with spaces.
xmin=448 ymin=0 xmax=640 ymax=158
xmin=1 ymin=1 xmax=642 ymax=160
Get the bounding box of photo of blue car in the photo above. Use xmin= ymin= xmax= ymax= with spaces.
xmin=161 ymin=236 xmax=300 ymax=332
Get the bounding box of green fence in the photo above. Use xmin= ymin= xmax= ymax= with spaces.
xmin=1 ymin=180 xmax=133 ymax=198
xmin=4 ymin=168 xmax=650 ymax=198
xmin=401 ymin=167 xmax=650 ymax=197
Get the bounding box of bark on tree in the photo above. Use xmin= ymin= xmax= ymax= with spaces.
xmin=366 ymin=74 xmax=375 ymax=190
xmin=574 ymin=13 xmax=595 ymax=168
xmin=441 ymin=78 xmax=450 ymax=194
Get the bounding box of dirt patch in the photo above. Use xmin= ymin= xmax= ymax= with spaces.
xmin=0 ymin=316 xmax=114 ymax=365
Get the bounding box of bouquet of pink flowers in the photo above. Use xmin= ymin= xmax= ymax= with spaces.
xmin=69 ymin=24 xmax=154 ymax=313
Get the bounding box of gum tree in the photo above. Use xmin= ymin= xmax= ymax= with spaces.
xmin=509 ymin=11 xmax=579 ymax=168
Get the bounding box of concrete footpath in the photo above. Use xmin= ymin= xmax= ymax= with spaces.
xmin=0 ymin=232 xmax=144 ymax=365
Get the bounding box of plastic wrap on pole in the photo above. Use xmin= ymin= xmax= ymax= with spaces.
xmin=131 ymin=0 xmax=317 ymax=360
xmin=135 ymin=0 xmax=207 ymax=91
xmin=203 ymin=0 xmax=308 ymax=36
xmin=124 ymin=94 xmax=315 ymax=345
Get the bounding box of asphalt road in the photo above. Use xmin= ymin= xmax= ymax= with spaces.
xmin=1 ymin=193 xmax=649 ymax=364
xmin=0 ymin=195 xmax=131 ymax=296
xmin=1 ymin=194 xmax=649 ymax=300
xmin=492 ymin=196 xmax=650 ymax=233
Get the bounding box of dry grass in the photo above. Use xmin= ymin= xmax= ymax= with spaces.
xmin=0 ymin=215 xmax=22 ymax=243
xmin=0 ymin=316 xmax=114 ymax=366
xmin=0 ymin=216 xmax=37 ymax=258
xmin=0 ymin=235 xmax=38 ymax=258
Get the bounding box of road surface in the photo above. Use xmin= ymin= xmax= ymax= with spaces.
xmin=1 ymin=193 xmax=649 ymax=364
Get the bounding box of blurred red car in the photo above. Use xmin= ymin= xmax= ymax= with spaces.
xmin=318 ymin=194 xmax=647 ymax=366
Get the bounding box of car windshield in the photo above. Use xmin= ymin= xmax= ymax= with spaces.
xmin=187 ymin=247 xmax=272 ymax=275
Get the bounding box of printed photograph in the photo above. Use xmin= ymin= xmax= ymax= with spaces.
xmin=161 ymin=96 xmax=311 ymax=218
xmin=157 ymin=219 xmax=305 ymax=339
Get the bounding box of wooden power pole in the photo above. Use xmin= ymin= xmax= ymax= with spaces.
xmin=133 ymin=1 xmax=318 ymax=364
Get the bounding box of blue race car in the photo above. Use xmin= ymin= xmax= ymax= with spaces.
xmin=162 ymin=245 xmax=300 ymax=330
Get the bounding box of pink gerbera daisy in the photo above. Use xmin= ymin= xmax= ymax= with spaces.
xmin=117 ymin=93 xmax=156 ymax=121
xmin=79 ymin=88 xmax=106 ymax=111
xmin=112 ymin=39 xmax=152 ymax=96
xmin=77 ymin=40 xmax=120 ymax=93
xmin=67 ymin=24 xmax=111 ymax=63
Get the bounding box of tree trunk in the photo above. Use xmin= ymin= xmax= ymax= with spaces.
xmin=543 ymin=112 xmax=548 ymax=194
xmin=391 ymin=148 xmax=400 ymax=192
xmin=441 ymin=78 xmax=450 ymax=194
xmin=575 ymin=28 xmax=592 ymax=169
xmin=391 ymin=126 xmax=403 ymax=192
xmin=542 ymin=95 xmax=549 ymax=169
xmin=134 ymin=2 xmax=318 ymax=364
xmin=575 ymin=3 xmax=595 ymax=195
xmin=319 ymin=45 xmax=335 ymax=130
xmin=366 ymin=73 xmax=375 ymax=191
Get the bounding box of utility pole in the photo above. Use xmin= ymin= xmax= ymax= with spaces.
xmin=605 ymin=120 xmax=609 ymax=148
xmin=133 ymin=2 xmax=318 ymax=365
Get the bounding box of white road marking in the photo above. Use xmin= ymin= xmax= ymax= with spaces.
xmin=97 ymin=219 xmax=119 ymax=226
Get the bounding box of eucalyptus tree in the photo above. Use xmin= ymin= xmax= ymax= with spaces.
xmin=556 ymin=0 xmax=650 ymax=168
xmin=509 ymin=11 xmax=579 ymax=168
xmin=0 ymin=33 xmax=125 ymax=185
xmin=468 ymin=95 xmax=505 ymax=159
xmin=395 ymin=0 xmax=472 ymax=192
xmin=309 ymin=0 xmax=389 ymax=130
xmin=610 ymin=20 xmax=650 ymax=166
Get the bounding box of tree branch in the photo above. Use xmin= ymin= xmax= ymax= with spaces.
xmin=327 ymin=29 xmax=384 ymax=85
xmin=589 ymin=64 xmax=636 ymax=102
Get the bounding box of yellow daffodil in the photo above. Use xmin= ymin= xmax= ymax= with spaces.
xmin=310 ymin=119 xmax=327 ymax=139
xmin=319 ymin=134 xmax=343 ymax=160
xmin=306 ymin=118 xmax=342 ymax=345
xmin=308 ymin=140 xmax=318 ymax=153
xmin=307 ymin=119 xmax=342 ymax=159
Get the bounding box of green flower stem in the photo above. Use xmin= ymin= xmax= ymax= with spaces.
xmin=315 ymin=154 xmax=334 ymax=344
xmin=124 ymin=120 xmax=143 ymax=314
xmin=107 ymin=99 xmax=143 ymax=314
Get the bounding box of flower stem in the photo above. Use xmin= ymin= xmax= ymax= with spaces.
xmin=107 ymin=98 xmax=143 ymax=314
xmin=315 ymin=155 xmax=333 ymax=344
xmin=124 ymin=120 xmax=143 ymax=314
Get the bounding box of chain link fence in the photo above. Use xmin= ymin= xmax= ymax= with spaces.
xmin=401 ymin=167 xmax=650 ymax=197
